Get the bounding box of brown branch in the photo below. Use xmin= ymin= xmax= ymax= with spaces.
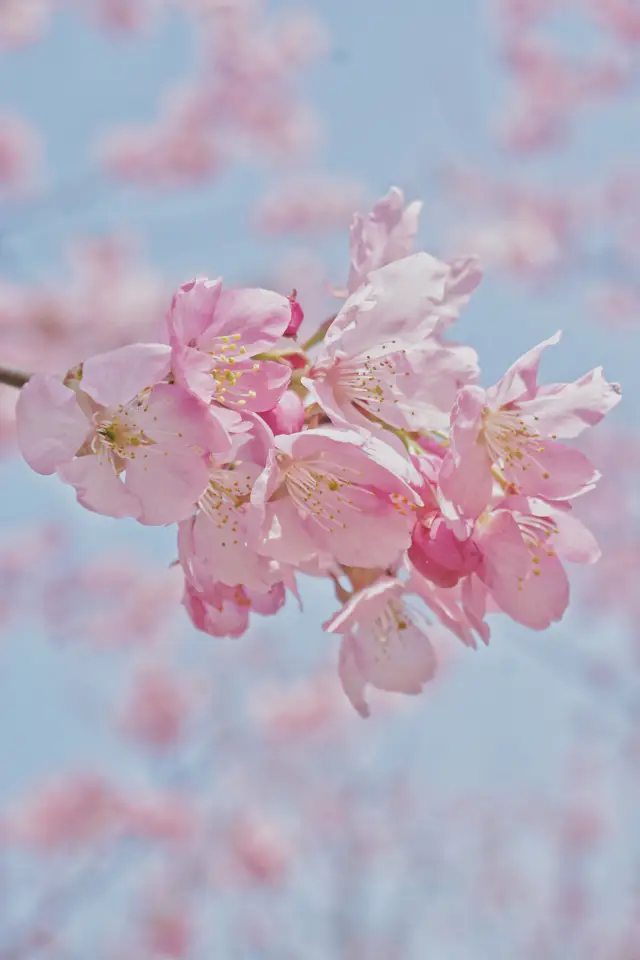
xmin=0 ymin=366 xmax=31 ymax=389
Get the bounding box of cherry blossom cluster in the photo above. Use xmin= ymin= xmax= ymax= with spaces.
xmin=14 ymin=188 xmax=621 ymax=716
xmin=495 ymin=0 xmax=631 ymax=154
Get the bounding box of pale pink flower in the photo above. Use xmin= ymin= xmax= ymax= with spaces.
xmin=252 ymin=426 xmax=421 ymax=568
xmin=17 ymin=343 xmax=230 ymax=524
xmin=325 ymin=578 xmax=437 ymax=717
xmin=309 ymin=253 xmax=480 ymax=433
xmin=440 ymin=332 xmax=621 ymax=519
xmin=178 ymin=412 xmax=280 ymax=593
xmin=168 ymin=277 xmax=292 ymax=412
xmin=343 ymin=186 xmax=424 ymax=295
xmin=470 ymin=495 xmax=601 ymax=630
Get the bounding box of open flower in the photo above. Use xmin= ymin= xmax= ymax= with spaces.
xmin=251 ymin=426 xmax=422 ymax=568
xmin=342 ymin=186 xmax=424 ymax=295
xmin=471 ymin=495 xmax=601 ymax=630
xmin=308 ymin=252 xmax=480 ymax=434
xmin=16 ymin=343 xmax=230 ymax=524
xmin=167 ymin=277 xmax=293 ymax=412
xmin=440 ymin=332 xmax=621 ymax=519
xmin=178 ymin=414 xmax=282 ymax=593
xmin=325 ymin=577 xmax=437 ymax=717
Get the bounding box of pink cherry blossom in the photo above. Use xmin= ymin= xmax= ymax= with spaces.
xmin=17 ymin=343 xmax=230 ymax=523
xmin=440 ymin=332 xmax=621 ymax=519
xmin=252 ymin=426 xmax=421 ymax=568
xmin=471 ymin=495 xmax=601 ymax=630
xmin=178 ymin=412 xmax=285 ymax=594
xmin=308 ymin=253 xmax=480 ymax=434
xmin=325 ymin=577 xmax=437 ymax=717
xmin=168 ymin=277 xmax=292 ymax=412
xmin=343 ymin=186 xmax=424 ymax=296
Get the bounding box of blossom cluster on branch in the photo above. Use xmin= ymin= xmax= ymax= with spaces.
xmin=13 ymin=188 xmax=621 ymax=716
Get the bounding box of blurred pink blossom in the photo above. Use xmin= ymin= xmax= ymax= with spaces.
xmin=0 ymin=112 xmax=41 ymax=194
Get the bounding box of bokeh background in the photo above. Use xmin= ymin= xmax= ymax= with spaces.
xmin=1 ymin=1 xmax=639 ymax=956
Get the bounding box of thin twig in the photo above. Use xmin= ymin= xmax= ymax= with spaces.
xmin=0 ymin=366 xmax=31 ymax=389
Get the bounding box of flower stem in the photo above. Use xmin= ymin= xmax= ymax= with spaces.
xmin=0 ymin=366 xmax=30 ymax=389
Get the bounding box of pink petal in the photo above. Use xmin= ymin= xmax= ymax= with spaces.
xmin=476 ymin=510 xmax=531 ymax=587
xmin=519 ymin=367 xmax=622 ymax=439
xmin=57 ymin=455 xmax=142 ymax=519
xmin=489 ymin=549 xmax=570 ymax=630
xmin=171 ymin=342 xmax=220 ymax=404
xmin=125 ymin=448 xmax=210 ymax=525
xmin=167 ymin=277 xmax=222 ymax=345
xmin=313 ymin=496 xmax=412 ymax=567
xmin=528 ymin=499 xmax=601 ymax=564
xmin=338 ymin=634 xmax=370 ymax=718
xmin=217 ymin=359 xmax=291 ymax=413
xmin=258 ymin=498 xmax=321 ymax=566
xmin=440 ymin=443 xmax=494 ymax=521
xmin=508 ymin=440 xmax=598 ymax=500
xmin=490 ymin=331 xmax=561 ymax=407
xmin=129 ymin=383 xmax=230 ymax=455
xmin=356 ymin=620 xmax=437 ymax=696
xmin=81 ymin=343 xmax=172 ymax=408
xmin=188 ymin=505 xmax=274 ymax=593
xmin=201 ymin=288 xmax=291 ymax=354
xmin=16 ymin=375 xmax=89 ymax=475
xmin=326 ymin=252 xmax=452 ymax=356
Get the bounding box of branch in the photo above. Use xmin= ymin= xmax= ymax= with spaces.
xmin=0 ymin=366 xmax=31 ymax=389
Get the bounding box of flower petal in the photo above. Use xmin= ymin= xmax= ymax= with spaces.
xmin=81 ymin=343 xmax=172 ymax=408
xmin=16 ymin=375 xmax=89 ymax=475
xmin=57 ymin=455 xmax=142 ymax=519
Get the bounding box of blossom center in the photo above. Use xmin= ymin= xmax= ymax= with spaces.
xmin=91 ymin=412 xmax=153 ymax=462
xmin=481 ymin=406 xmax=549 ymax=480
xmin=206 ymin=335 xmax=259 ymax=407
xmin=283 ymin=459 xmax=371 ymax=533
